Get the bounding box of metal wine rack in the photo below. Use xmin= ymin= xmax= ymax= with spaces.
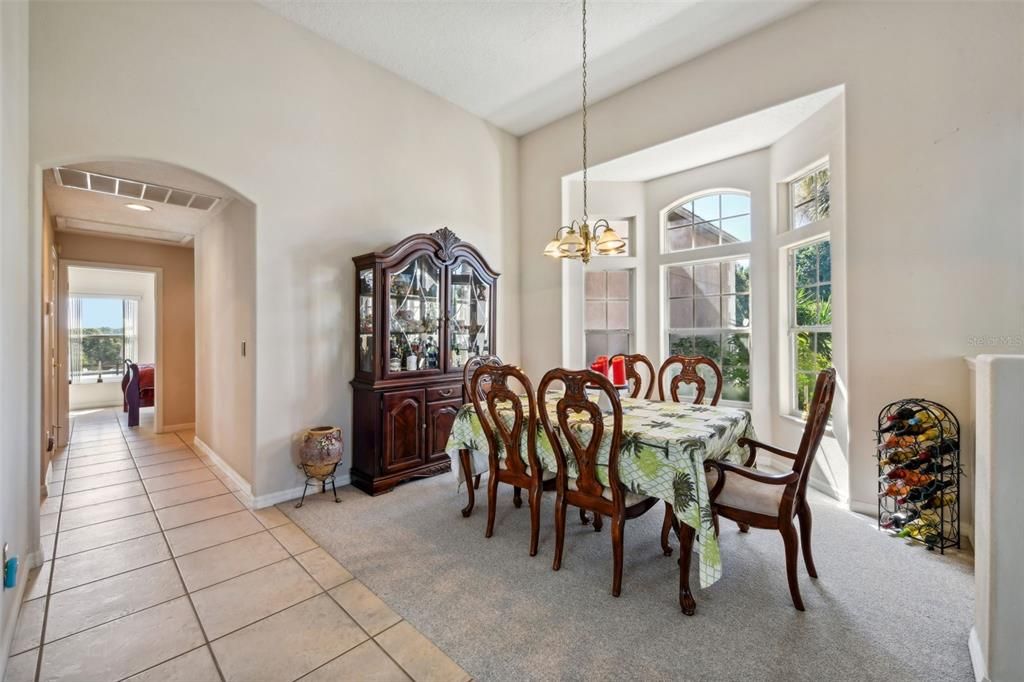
xmin=876 ymin=398 xmax=960 ymax=553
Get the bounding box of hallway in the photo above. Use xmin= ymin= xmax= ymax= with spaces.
xmin=6 ymin=409 xmax=467 ymax=682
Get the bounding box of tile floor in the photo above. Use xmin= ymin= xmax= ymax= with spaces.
xmin=5 ymin=408 xmax=469 ymax=682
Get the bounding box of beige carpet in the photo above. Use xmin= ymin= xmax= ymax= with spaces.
xmin=284 ymin=476 xmax=974 ymax=681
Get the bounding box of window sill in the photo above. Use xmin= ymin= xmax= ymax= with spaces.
xmin=780 ymin=412 xmax=835 ymax=439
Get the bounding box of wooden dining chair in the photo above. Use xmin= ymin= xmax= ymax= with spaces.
xmin=538 ymin=368 xmax=660 ymax=597
xmin=657 ymin=354 xmax=723 ymax=556
xmin=610 ymin=353 xmax=656 ymax=399
xmin=462 ymin=354 xmax=502 ymax=490
xmin=657 ymin=355 xmax=723 ymax=405
xmin=701 ymin=368 xmax=837 ymax=611
xmin=471 ymin=363 xmax=553 ymax=556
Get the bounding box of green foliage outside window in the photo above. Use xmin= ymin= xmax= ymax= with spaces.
xmin=792 ymin=240 xmax=832 ymax=414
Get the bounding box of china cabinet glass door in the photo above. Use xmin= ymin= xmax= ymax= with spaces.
xmin=357 ymin=268 xmax=374 ymax=373
xmin=387 ymin=255 xmax=442 ymax=374
xmin=446 ymin=259 xmax=492 ymax=372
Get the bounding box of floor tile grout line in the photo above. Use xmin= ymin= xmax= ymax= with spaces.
xmin=282 ymin=537 xmax=418 ymax=681
xmin=111 ymin=643 xmax=212 ymax=682
xmin=280 ymin=502 xmax=460 ymax=681
xmin=34 ymin=414 xmax=91 ymax=681
xmin=36 ymin=583 xmax=191 ymax=649
xmin=120 ymin=414 xmax=229 ymax=682
xmin=55 ymin=476 xmax=237 ymax=533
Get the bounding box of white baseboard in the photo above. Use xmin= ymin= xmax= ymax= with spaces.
xmin=0 ymin=549 xmax=40 ymax=679
xmin=42 ymin=458 xmax=53 ymax=498
xmin=192 ymin=436 xmax=254 ymax=508
xmin=969 ymin=626 xmax=988 ymax=682
xmin=848 ymin=499 xmax=877 ymax=516
xmin=161 ymin=422 xmax=195 ymax=434
xmin=251 ymin=469 xmax=351 ymax=510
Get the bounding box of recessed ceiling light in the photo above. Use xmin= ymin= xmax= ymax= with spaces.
xmin=124 ymin=203 xmax=153 ymax=212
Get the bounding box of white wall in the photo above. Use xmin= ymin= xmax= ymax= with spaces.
xmin=195 ymin=199 xmax=256 ymax=484
xmin=0 ymin=0 xmax=38 ymax=675
xmin=520 ymin=1 xmax=1024 ymax=510
xmin=67 ymin=266 xmax=158 ymax=410
xmin=30 ymin=1 xmax=521 ymax=503
xmin=971 ymin=355 xmax=1024 ymax=682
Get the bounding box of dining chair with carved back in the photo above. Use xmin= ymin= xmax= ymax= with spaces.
xmin=657 ymin=354 xmax=723 ymax=405
xmin=657 ymin=354 xmax=724 ymax=556
xmin=461 ymin=354 xmax=503 ymax=491
xmin=538 ymin=368 xmax=661 ymax=597
xmin=470 ymin=363 xmax=554 ymax=556
xmin=610 ymin=353 xmax=656 ymax=400
xmin=696 ymin=367 xmax=836 ymax=611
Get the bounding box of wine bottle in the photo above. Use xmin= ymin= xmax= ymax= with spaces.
xmin=883 ymin=407 xmax=917 ymax=424
xmin=879 ymin=434 xmax=917 ymax=450
xmin=917 ymin=461 xmax=955 ymax=476
xmin=880 ymin=449 xmax=916 ymax=466
xmin=883 ymin=467 xmax=911 ymax=480
xmin=897 ymin=479 xmax=954 ymax=505
xmin=920 ymin=492 xmax=957 ymax=510
xmin=890 ymin=508 xmax=920 ymax=530
xmin=879 ymin=481 xmax=911 ymax=499
xmin=918 ymin=439 xmax=958 ymax=459
xmin=898 ymin=511 xmax=941 ymax=542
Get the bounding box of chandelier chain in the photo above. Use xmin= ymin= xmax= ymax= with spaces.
xmin=581 ymin=0 xmax=588 ymax=222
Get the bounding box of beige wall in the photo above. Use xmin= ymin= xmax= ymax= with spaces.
xmin=30 ymin=1 xmax=521 ymax=501
xmin=40 ymin=199 xmax=58 ymax=480
xmin=195 ymin=200 xmax=256 ymax=482
xmin=56 ymin=233 xmax=196 ymax=429
xmin=520 ymin=1 xmax=1024 ymax=510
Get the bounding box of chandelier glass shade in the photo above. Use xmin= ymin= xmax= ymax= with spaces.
xmin=542 ymin=0 xmax=625 ymax=265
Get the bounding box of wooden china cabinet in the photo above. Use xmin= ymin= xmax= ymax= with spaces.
xmin=350 ymin=228 xmax=498 ymax=495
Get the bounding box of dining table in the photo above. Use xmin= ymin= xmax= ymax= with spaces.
xmin=445 ymin=393 xmax=756 ymax=613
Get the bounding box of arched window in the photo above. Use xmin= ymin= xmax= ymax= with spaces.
xmin=663 ymin=190 xmax=751 ymax=252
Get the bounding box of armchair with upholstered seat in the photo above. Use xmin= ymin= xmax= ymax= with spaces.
xmin=690 ymin=368 xmax=836 ymax=611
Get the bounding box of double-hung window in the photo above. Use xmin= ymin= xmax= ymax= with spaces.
xmin=585 ymin=270 xmax=632 ymax=363
xmin=662 ymin=191 xmax=752 ymax=403
xmin=788 ymin=238 xmax=832 ymax=415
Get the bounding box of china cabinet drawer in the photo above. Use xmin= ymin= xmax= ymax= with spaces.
xmin=426 ymin=384 xmax=462 ymax=403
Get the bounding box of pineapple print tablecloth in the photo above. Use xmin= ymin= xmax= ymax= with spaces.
xmin=445 ymin=396 xmax=755 ymax=588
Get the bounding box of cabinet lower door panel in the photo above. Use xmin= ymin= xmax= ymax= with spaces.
xmin=427 ymin=399 xmax=462 ymax=462
xmin=382 ymin=390 xmax=425 ymax=474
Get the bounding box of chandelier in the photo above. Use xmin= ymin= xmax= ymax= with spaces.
xmin=542 ymin=0 xmax=625 ymax=264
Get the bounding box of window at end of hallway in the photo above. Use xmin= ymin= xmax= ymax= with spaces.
xmin=68 ymin=296 xmax=139 ymax=384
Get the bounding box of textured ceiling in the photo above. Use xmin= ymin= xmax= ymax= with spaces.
xmin=260 ymin=0 xmax=815 ymax=135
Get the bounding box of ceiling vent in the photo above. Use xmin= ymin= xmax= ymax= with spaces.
xmin=54 ymin=167 xmax=221 ymax=212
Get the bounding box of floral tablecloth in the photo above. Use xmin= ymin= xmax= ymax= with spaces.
xmin=445 ymin=396 xmax=755 ymax=588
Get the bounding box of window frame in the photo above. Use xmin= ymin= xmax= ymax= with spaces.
xmin=787 ymin=160 xmax=831 ymax=231
xmin=68 ymin=293 xmax=141 ymax=384
xmin=661 ymin=255 xmax=752 ymax=407
xmin=786 ymin=235 xmax=832 ymax=418
xmin=584 ymin=267 xmax=635 ymax=364
xmin=660 ymin=188 xmax=752 ymax=255
xmin=659 ymin=188 xmax=753 ymax=407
